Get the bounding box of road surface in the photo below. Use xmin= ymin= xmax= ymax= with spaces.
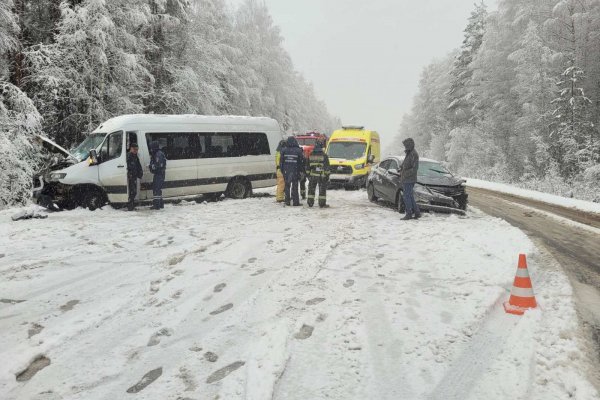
xmin=1 ymin=189 xmax=598 ymax=399
xmin=469 ymin=187 xmax=600 ymax=368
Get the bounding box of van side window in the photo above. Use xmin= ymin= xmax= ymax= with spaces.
xmin=146 ymin=133 xmax=200 ymax=160
xmin=100 ymin=131 xmax=123 ymax=162
xmin=388 ymin=160 xmax=399 ymax=171
xmin=232 ymin=133 xmax=270 ymax=156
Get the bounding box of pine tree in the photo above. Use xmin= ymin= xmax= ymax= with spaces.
xmin=447 ymin=1 xmax=487 ymax=126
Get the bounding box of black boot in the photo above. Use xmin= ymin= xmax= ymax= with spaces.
xmin=401 ymin=214 xmax=413 ymax=221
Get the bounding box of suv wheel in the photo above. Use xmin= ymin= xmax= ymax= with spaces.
xmin=396 ymin=191 xmax=406 ymax=213
xmin=367 ymin=183 xmax=378 ymax=202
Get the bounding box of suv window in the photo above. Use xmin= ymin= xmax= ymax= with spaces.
xmin=100 ymin=131 xmax=123 ymax=162
xmin=379 ymin=160 xmax=391 ymax=170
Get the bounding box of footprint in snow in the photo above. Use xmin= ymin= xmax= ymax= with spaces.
xmin=147 ymin=328 xmax=174 ymax=346
xmin=248 ymin=257 xmax=257 ymax=264
xmin=294 ymin=324 xmax=314 ymax=340
xmin=306 ymin=298 xmax=326 ymax=306
xmin=16 ymin=355 xmax=51 ymax=382
xmin=204 ymin=352 xmax=219 ymax=362
xmin=126 ymin=367 xmax=163 ymax=393
xmin=0 ymin=299 xmax=25 ymax=304
xmin=206 ymin=361 xmax=245 ymax=384
xmin=60 ymin=300 xmax=79 ymax=312
xmin=343 ymin=279 xmax=355 ymax=288
xmin=214 ymin=283 xmax=226 ymax=293
xmin=251 ymin=269 xmax=265 ymax=277
xmin=210 ymin=303 xmax=233 ymax=316
xmin=28 ymin=323 xmax=44 ymax=338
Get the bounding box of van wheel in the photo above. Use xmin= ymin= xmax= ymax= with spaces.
xmin=85 ymin=190 xmax=106 ymax=211
xmin=367 ymin=183 xmax=378 ymax=202
xmin=396 ymin=191 xmax=405 ymax=213
xmin=226 ymin=178 xmax=250 ymax=199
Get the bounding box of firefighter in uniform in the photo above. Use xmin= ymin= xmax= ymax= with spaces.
xmin=126 ymin=143 xmax=143 ymax=211
xmin=306 ymin=138 xmax=330 ymax=208
xmin=149 ymin=141 xmax=167 ymax=210
xmin=300 ymin=168 xmax=307 ymax=200
xmin=275 ymin=140 xmax=286 ymax=203
xmin=279 ymin=136 xmax=304 ymax=206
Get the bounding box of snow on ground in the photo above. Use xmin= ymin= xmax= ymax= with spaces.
xmin=0 ymin=189 xmax=598 ymax=400
xmin=467 ymin=178 xmax=600 ymax=215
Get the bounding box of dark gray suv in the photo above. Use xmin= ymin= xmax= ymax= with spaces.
xmin=366 ymin=156 xmax=467 ymax=215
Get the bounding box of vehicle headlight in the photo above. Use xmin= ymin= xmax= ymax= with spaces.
xmin=354 ymin=164 xmax=365 ymax=170
xmin=50 ymin=173 xmax=67 ymax=181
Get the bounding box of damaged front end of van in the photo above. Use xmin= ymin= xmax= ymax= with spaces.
xmin=32 ymin=135 xmax=107 ymax=211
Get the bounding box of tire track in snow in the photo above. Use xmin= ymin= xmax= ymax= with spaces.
xmin=426 ymin=295 xmax=520 ymax=400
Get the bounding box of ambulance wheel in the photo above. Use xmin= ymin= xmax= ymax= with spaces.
xmin=226 ymin=178 xmax=250 ymax=199
xmin=367 ymin=183 xmax=378 ymax=202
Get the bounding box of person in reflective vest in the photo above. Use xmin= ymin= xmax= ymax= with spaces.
xmin=149 ymin=141 xmax=167 ymax=210
xmin=279 ymin=136 xmax=304 ymax=206
xmin=275 ymin=140 xmax=286 ymax=203
xmin=306 ymin=139 xmax=330 ymax=208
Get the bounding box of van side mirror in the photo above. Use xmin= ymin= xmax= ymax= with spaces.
xmin=89 ymin=149 xmax=99 ymax=166
xmin=368 ymin=155 xmax=375 ymax=164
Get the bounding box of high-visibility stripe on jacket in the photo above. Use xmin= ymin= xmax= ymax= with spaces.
xmin=307 ymin=149 xmax=330 ymax=177
xmin=275 ymin=150 xmax=281 ymax=170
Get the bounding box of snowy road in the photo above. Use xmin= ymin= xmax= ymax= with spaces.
xmin=1 ymin=189 xmax=598 ymax=400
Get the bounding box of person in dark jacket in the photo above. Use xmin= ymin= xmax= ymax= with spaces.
xmin=399 ymin=138 xmax=421 ymax=220
xmin=279 ymin=136 xmax=305 ymax=206
xmin=126 ymin=143 xmax=143 ymax=211
xmin=306 ymin=139 xmax=330 ymax=208
xmin=149 ymin=141 xmax=167 ymax=210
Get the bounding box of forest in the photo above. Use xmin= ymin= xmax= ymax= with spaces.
xmin=394 ymin=0 xmax=600 ymax=201
xmin=0 ymin=0 xmax=338 ymax=208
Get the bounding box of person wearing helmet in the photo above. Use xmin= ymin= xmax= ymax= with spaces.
xmin=279 ymin=136 xmax=305 ymax=206
xmin=149 ymin=141 xmax=167 ymax=210
xmin=306 ymin=138 xmax=330 ymax=208
xmin=275 ymin=140 xmax=287 ymax=203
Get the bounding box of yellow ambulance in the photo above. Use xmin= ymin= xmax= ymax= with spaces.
xmin=326 ymin=126 xmax=381 ymax=189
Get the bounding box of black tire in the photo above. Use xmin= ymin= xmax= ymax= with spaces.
xmin=84 ymin=190 xmax=106 ymax=211
xmin=226 ymin=178 xmax=250 ymax=199
xmin=367 ymin=183 xmax=378 ymax=202
xmin=396 ymin=191 xmax=405 ymax=213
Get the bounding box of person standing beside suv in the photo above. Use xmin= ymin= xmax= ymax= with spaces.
xmin=400 ymin=138 xmax=421 ymax=220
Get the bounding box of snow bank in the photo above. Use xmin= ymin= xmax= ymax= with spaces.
xmin=467 ymin=178 xmax=600 ymax=215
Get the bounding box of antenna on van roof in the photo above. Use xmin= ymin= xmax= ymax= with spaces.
xmin=342 ymin=125 xmax=364 ymax=130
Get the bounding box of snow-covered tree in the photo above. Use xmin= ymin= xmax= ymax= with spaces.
xmin=0 ymin=82 xmax=42 ymax=209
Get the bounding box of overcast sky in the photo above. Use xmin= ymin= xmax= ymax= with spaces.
xmin=229 ymin=0 xmax=496 ymax=147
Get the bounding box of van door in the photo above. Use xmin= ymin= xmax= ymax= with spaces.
xmin=98 ymin=131 xmax=128 ymax=203
xmin=146 ymin=132 xmax=199 ymax=198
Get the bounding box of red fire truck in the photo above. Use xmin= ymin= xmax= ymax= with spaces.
xmin=294 ymin=131 xmax=329 ymax=159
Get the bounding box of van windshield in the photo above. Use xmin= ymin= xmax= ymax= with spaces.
xmin=327 ymin=142 xmax=367 ymax=160
xmin=71 ymin=133 xmax=106 ymax=162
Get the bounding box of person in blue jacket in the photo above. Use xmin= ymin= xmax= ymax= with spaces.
xmin=279 ymin=136 xmax=305 ymax=206
xmin=149 ymin=141 xmax=167 ymax=210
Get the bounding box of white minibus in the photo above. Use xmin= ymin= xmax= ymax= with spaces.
xmin=34 ymin=115 xmax=284 ymax=210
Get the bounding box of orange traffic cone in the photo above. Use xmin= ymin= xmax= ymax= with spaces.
xmin=504 ymin=254 xmax=537 ymax=315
